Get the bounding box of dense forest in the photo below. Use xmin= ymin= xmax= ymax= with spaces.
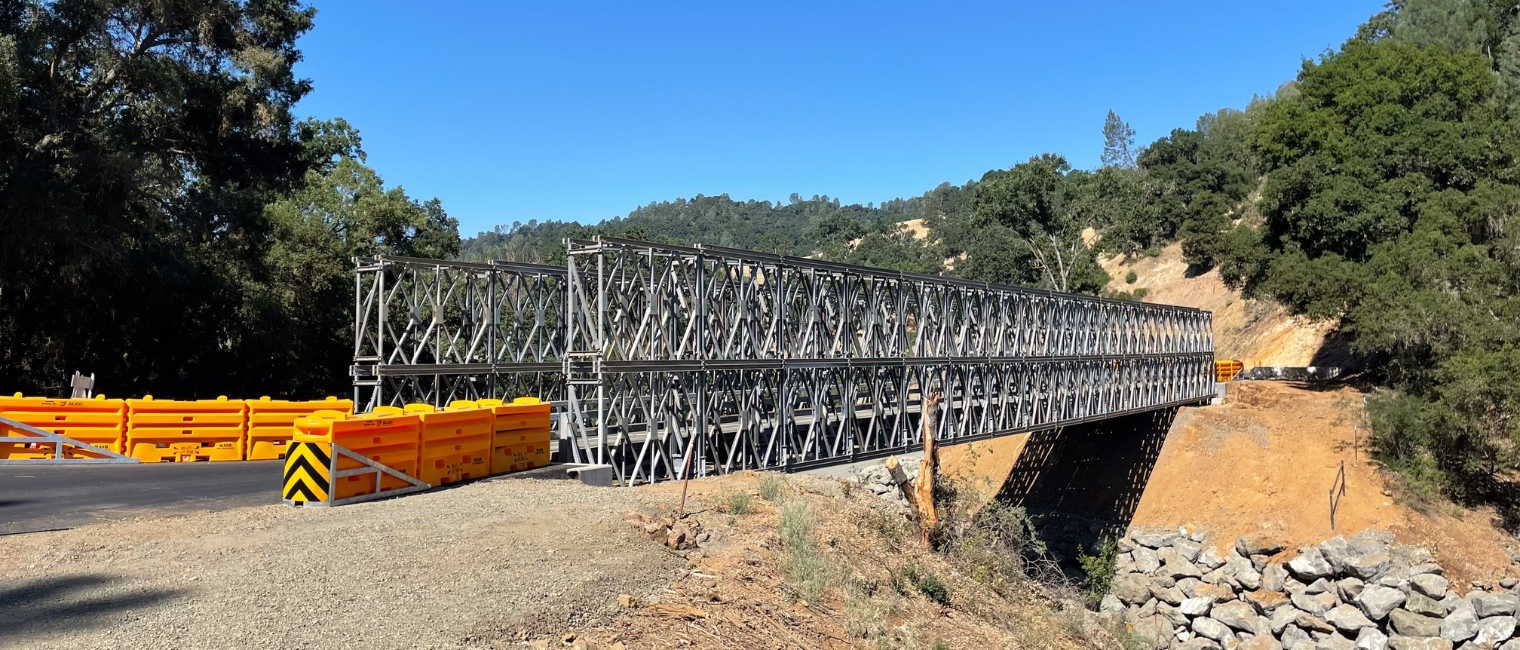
xmin=2 ymin=1 xmax=1517 ymax=506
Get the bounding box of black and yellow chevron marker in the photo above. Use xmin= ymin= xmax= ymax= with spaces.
xmin=282 ymin=441 xmax=331 ymax=503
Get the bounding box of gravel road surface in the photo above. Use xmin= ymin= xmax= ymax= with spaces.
xmin=0 ymin=478 xmax=684 ymax=649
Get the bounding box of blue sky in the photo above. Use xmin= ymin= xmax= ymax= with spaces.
xmin=292 ymin=1 xmax=1386 ymax=235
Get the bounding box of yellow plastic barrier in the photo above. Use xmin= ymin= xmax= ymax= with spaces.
xmin=409 ymin=403 xmax=492 ymax=486
xmin=293 ymin=409 xmax=421 ymax=501
xmin=125 ymin=396 xmax=246 ymax=462
xmin=245 ymin=396 xmax=353 ymax=461
xmin=479 ymin=397 xmax=552 ymax=476
xmin=1216 ymin=359 xmax=1244 ymax=382
xmin=0 ymin=394 xmax=126 ymax=456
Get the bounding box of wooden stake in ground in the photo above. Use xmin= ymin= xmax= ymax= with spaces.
xmin=913 ymin=392 xmax=942 ymax=547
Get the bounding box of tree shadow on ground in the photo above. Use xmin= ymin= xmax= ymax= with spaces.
xmin=0 ymin=574 xmax=188 ymax=642
xmin=994 ymin=408 xmax=1178 ymax=566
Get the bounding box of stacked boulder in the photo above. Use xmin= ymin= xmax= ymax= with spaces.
xmin=1102 ymin=527 xmax=1520 ymax=650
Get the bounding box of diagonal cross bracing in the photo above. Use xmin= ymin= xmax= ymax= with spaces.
xmin=352 ymin=237 xmax=1216 ymax=485
xmin=562 ymin=237 xmax=1214 ymax=485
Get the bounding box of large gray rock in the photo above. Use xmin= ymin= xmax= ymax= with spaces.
xmin=1501 ymin=639 xmax=1520 ymax=650
xmin=1408 ymin=574 xmax=1448 ymax=599
xmin=1213 ymin=600 xmax=1261 ymax=632
xmin=1114 ymin=572 xmax=1152 ymax=605
xmin=1404 ymin=592 xmax=1445 ymax=617
xmin=1241 ymin=635 xmax=1283 ymax=650
xmin=1273 ymin=606 xmax=1306 ymax=634
xmin=1198 ymin=547 xmax=1228 ymax=570
xmin=1178 ymin=577 xmax=1202 ymax=597
xmin=1134 ymin=547 xmax=1162 ymax=574
xmin=1386 ymin=637 xmax=1453 ymax=650
xmin=1197 ymin=582 xmax=1237 ymax=603
xmin=1152 ymin=584 xmax=1187 ymax=606
xmin=1306 ymin=579 xmax=1333 ymax=595
xmin=1321 ymin=537 xmax=1355 ymax=572
xmin=1355 ymin=627 xmax=1388 ymax=650
xmin=1178 ymin=639 xmax=1222 ymax=650
xmin=1158 ymin=601 xmax=1188 ymax=626
xmin=1283 ymin=624 xmax=1311 ymax=644
xmin=1297 ymin=612 xmax=1337 ymax=634
xmin=1325 ymin=603 xmax=1376 ymax=633
xmin=1133 ymin=614 xmax=1177 ymax=645
xmin=1389 ymin=609 xmax=1444 ymax=638
xmin=1264 ymin=563 xmax=1291 ymax=592
xmin=1344 ymin=553 xmax=1392 ymax=581
xmin=1471 ymin=592 xmax=1520 ymax=618
xmin=1181 ymin=596 xmax=1214 ymax=616
xmin=1405 ymin=563 xmax=1444 ymax=578
xmin=1238 ymin=534 xmax=1288 ymax=557
xmin=1247 ymin=590 xmax=1292 ymax=614
xmin=1175 ymin=539 xmax=1204 ymax=563
xmin=1319 ymin=634 xmax=1357 ymax=650
xmin=1165 ymin=557 xmax=1204 ymax=580
xmin=1290 ymin=548 xmax=1336 ymax=581
xmin=1339 ymin=578 xmax=1367 ymax=602
xmin=1293 ymin=591 xmax=1340 ymax=617
xmin=1194 ymin=616 xmax=1235 ymax=642
xmin=1439 ymin=603 xmax=1478 ymax=643
xmin=1475 ymin=616 xmax=1517 ymax=646
xmin=1357 ymin=585 xmax=1407 ymax=620
xmin=1136 ymin=529 xmax=1182 ymax=549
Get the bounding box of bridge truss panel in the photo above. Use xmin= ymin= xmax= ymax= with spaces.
xmin=563 ymin=237 xmax=1216 ymax=485
xmin=351 ymin=255 xmax=567 ymax=411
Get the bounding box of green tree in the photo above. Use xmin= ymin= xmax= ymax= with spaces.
xmin=1101 ymin=110 xmax=1138 ymax=169
xmin=0 ymin=0 xmax=319 ymax=397
xmin=1227 ymin=37 xmax=1520 ymax=496
xmin=972 ymin=155 xmax=1110 ymax=294
xmin=258 ymin=120 xmax=458 ymax=393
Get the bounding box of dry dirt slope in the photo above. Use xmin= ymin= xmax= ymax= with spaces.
xmin=940 ymin=381 xmax=1520 ymax=591
xmin=1100 ymin=242 xmax=1350 ymax=367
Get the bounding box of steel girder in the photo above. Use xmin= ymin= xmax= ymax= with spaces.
xmin=563 ymin=237 xmax=1215 ymax=485
xmin=351 ymin=255 xmax=566 ymax=410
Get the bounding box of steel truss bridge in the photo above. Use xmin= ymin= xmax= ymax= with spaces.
xmin=353 ymin=237 xmax=1215 ymax=485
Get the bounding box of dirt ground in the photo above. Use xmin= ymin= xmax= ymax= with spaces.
xmin=940 ymin=381 xmax=1520 ymax=590
xmin=1128 ymin=381 xmax=1519 ymax=589
xmin=564 ymin=473 xmax=1102 ymax=650
xmin=1100 ymin=243 xmax=1350 ymax=367
xmin=2 ymin=471 xmax=1111 ymax=650
xmin=0 ymin=478 xmax=688 ymax=650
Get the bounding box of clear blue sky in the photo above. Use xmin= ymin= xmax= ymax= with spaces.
xmin=292 ymin=1 xmax=1386 ymax=236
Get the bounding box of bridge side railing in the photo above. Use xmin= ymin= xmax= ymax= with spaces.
xmin=562 ymin=237 xmax=1215 ymax=485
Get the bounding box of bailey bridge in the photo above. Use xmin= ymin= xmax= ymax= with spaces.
xmin=351 ymin=237 xmax=1215 ymax=486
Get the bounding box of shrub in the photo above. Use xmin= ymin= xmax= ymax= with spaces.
xmin=896 ymin=562 xmax=951 ymax=606
xmin=1076 ymin=542 xmax=1119 ymax=604
xmin=780 ymin=501 xmax=829 ymax=601
xmin=758 ymin=473 xmax=786 ymax=503
xmin=720 ymin=490 xmax=753 ymax=516
xmin=1125 ymin=270 xmax=1138 ymax=284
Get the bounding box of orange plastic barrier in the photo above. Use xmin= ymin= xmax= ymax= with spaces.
xmin=0 ymin=394 xmax=126 ymax=457
xmin=409 ymin=403 xmax=492 ymax=486
xmin=294 ymin=408 xmax=421 ymax=500
xmin=245 ymin=396 xmax=353 ymax=460
xmin=479 ymin=397 xmax=552 ymax=476
xmin=1216 ymin=359 xmax=1244 ymax=382
xmin=125 ymin=396 xmax=246 ymax=462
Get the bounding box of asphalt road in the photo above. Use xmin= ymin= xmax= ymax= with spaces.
xmin=0 ymin=461 xmax=283 ymax=536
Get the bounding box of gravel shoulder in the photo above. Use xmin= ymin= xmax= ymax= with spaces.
xmin=0 ymin=478 xmax=686 ymax=650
